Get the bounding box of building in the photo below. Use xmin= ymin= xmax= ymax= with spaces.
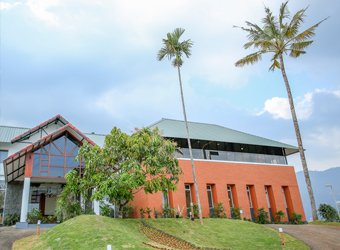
xmin=0 ymin=115 xmax=306 ymax=225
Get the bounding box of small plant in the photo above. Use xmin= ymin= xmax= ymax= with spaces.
xmin=275 ymin=210 xmax=285 ymax=223
xmin=139 ymin=208 xmax=145 ymax=219
xmin=100 ymin=203 xmax=111 ymax=217
xmin=122 ymin=205 xmax=134 ymax=218
xmin=290 ymin=212 xmax=303 ymax=224
xmin=231 ymin=207 xmax=241 ymax=220
xmin=3 ymin=213 xmax=19 ymax=226
xmin=154 ymin=208 xmax=158 ymax=219
xmin=318 ymin=203 xmax=339 ymax=222
xmin=43 ymin=215 xmax=57 ymax=223
xmin=27 ymin=208 xmax=43 ymax=224
xmin=255 ymin=208 xmax=269 ymax=224
xmin=192 ymin=203 xmax=199 ymax=218
xmin=213 ymin=203 xmax=227 ymax=218
xmin=175 ymin=205 xmax=185 ymax=218
xmin=146 ymin=207 xmax=152 ymax=218
xmin=162 ymin=205 xmax=172 ymax=218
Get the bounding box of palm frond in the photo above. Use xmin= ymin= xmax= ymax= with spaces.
xmin=285 ymin=8 xmax=306 ymax=38
xmin=290 ymin=40 xmax=313 ymax=51
xmin=269 ymin=53 xmax=281 ymax=71
xmin=279 ymin=1 xmax=290 ymax=30
xmin=235 ymin=51 xmax=265 ymax=67
xmin=263 ymin=6 xmax=279 ymax=38
xmin=292 ymin=17 xmax=328 ymax=42
xmin=289 ymin=49 xmax=306 ymax=58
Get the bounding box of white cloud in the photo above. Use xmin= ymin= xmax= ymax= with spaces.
xmin=0 ymin=2 xmax=21 ymax=10
xmin=258 ymin=91 xmax=319 ymax=120
xmin=27 ymin=0 xmax=60 ymax=27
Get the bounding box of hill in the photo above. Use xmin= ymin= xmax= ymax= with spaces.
xmin=13 ymin=215 xmax=307 ymax=250
xmin=296 ymin=167 xmax=340 ymax=221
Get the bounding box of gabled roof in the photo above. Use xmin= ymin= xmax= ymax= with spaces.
xmin=149 ymin=118 xmax=299 ymax=155
xmin=4 ymin=123 xmax=95 ymax=183
xmin=10 ymin=114 xmax=69 ymax=143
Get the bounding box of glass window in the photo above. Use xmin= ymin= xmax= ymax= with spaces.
xmin=265 ymin=186 xmax=271 ymax=208
xmin=227 ymin=185 xmax=234 ymax=208
xmin=246 ymin=186 xmax=253 ymax=208
xmin=185 ymin=184 xmax=192 ymax=208
xmin=0 ymin=150 xmax=8 ymax=162
xmin=32 ymin=135 xmax=82 ymax=178
xmin=207 ymin=185 xmax=214 ymax=208
xmin=162 ymin=191 xmax=169 ymax=208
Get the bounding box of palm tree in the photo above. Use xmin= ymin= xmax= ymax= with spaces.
xmin=158 ymin=28 xmax=203 ymax=224
xmin=235 ymin=2 xmax=327 ymax=221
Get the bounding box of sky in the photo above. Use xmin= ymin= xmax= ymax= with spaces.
xmin=0 ymin=0 xmax=339 ymax=172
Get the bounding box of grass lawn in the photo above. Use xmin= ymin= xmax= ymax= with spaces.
xmin=148 ymin=219 xmax=308 ymax=250
xmin=14 ymin=215 xmax=308 ymax=250
xmin=309 ymin=220 xmax=340 ymax=227
xmin=13 ymin=215 xmax=150 ymax=250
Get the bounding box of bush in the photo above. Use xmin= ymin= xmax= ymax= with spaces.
xmin=290 ymin=212 xmax=303 ymax=224
xmin=4 ymin=213 xmax=19 ymax=226
xmin=139 ymin=208 xmax=145 ymax=219
xmin=27 ymin=208 xmax=43 ymax=224
xmin=122 ymin=205 xmax=133 ymax=218
xmin=100 ymin=203 xmax=115 ymax=217
xmin=318 ymin=203 xmax=339 ymax=222
xmin=162 ymin=206 xmax=172 ymax=218
xmin=192 ymin=203 xmax=199 ymax=218
xmin=213 ymin=203 xmax=227 ymax=218
xmin=146 ymin=207 xmax=152 ymax=218
xmin=255 ymin=208 xmax=269 ymax=224
xmin=275 ymin=210 xmax=285 ymax=223
xmin=231 ymin=207 xmax=241 ymax=219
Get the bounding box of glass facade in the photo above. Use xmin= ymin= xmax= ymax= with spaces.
xmin=175 ymin=148 xmax=286 ymax=164
xmin=32 ymin=135 xmax=84 ymax=178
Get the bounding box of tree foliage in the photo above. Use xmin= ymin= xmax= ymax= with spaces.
xmin=58 ymin=127 xmax=181 ymax=219
xmin=318 ymin=203 xmax=339 ymax=222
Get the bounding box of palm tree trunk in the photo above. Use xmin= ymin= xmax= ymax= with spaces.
xmin=279 ymin=55 xmax=318 ymax=221
xmin=177 ymin=66 xmax=203 ymax=225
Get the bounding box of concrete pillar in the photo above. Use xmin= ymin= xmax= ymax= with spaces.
xmin=93 ymin=200 xmax=100 ymax=215
xmin=20 ymin=177 xmax=30 ymax=222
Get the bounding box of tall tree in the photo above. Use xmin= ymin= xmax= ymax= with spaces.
xmin=235 ymin=2 xmax=327 ymax=221
xmin=57 ymin=127 xmax=181 ymax=220
xmin=158 ymin=28 xmax=203 ymax=224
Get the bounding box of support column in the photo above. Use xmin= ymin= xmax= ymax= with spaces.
xmin=20 ymin=177 xmax=30 ymax=223
xmin=93 ymin=200 xmax=100 ymax=215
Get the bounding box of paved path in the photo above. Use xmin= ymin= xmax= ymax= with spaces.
xmin=0 ymin=226 xmax=36 ymax=250
xmin=266 ymin=224 xmax=340 ymax=250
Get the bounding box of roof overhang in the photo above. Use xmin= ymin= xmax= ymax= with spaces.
xmin=4 ymin=123 xmax=95 ymax=183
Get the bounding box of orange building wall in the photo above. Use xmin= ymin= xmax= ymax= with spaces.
xmin=131 ymin=159 xmax=306 ymax=221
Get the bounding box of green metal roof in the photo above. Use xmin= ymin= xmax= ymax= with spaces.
xmin=149 ymin=118 xmax=298 ymax=155
xmin=0 ymin=125 xmax=106 ymax=147
xmin=0 ymin=126 xmax=29 ymax=143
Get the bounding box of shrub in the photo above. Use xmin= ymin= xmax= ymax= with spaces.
xmin=318 ymin=203 xmax=339 ymax=222
xmin=255 ymin=208 xmax=269 ymax=224
xmin=43 ymin=215 xmax=57 ymax=224
xmin=139 ymin=208 xmax=145 ymax=219
xmin=290 ymin=212 xmax=303 ymax=224
xmin=100 ymin=203 xmax=115 ymax=217
xmin=162 ymin=205 xmax=172 ymax=218
xmin=146 ymin=207 xmax=152 ymax=218
xmin=213 ymin=203 xmax=227 ymax=218
xmin=192 ymin=204 xmax=199 ymax=218
xmin=27 ymin=208 xmax=43 ymax=224
xmin=153 ymin=208 xmax=159 ymax=219
xmin=122 ymin=205 xmax=133 ymax=218
xmin=231 ymin=207 xmax=241 ymax=219
xmin=4 ymin=213 xmax=19 ymax=226
xmin=275 ymin=210 xmax=285 ymax=223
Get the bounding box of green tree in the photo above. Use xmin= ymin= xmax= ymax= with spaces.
xmin=58 ymin=127 xmax=181 ymax=219
xmin=235 ymin=1 xmax=327 ymax=221
xmin=318 ymin=203 xmax=339 ymax=222
xmin=158 ymin=28 xmax=203 ymax=224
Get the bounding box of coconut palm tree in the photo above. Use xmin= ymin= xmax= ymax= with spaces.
xmin=158 ymin=28 xmax=203 ymax=224
xmin=235 ymin=2 xmax=327 ymax=221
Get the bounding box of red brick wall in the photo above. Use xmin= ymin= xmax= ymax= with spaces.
xmin=131 ymin=159 xmax=306 ymax=221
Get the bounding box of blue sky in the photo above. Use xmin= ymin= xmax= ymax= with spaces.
xmin=0 ymin=0 xmax=339 ymax=172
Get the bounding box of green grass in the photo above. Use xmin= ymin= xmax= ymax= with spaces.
xmin=148 ymin=219 xmax=308 ymax=250
xmin=14 ymin=216 xmax=308 ymax=250
xmin=14 ymin=215 xmax=150 ymax=250
xmin=309 ymin=220 xmax=340 ymax=227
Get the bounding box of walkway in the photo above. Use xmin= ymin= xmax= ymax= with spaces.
xmin=266 ymin=224 xmax=340 ymax=250
xmin=0 ymin=226 xmax=36 ymax=250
